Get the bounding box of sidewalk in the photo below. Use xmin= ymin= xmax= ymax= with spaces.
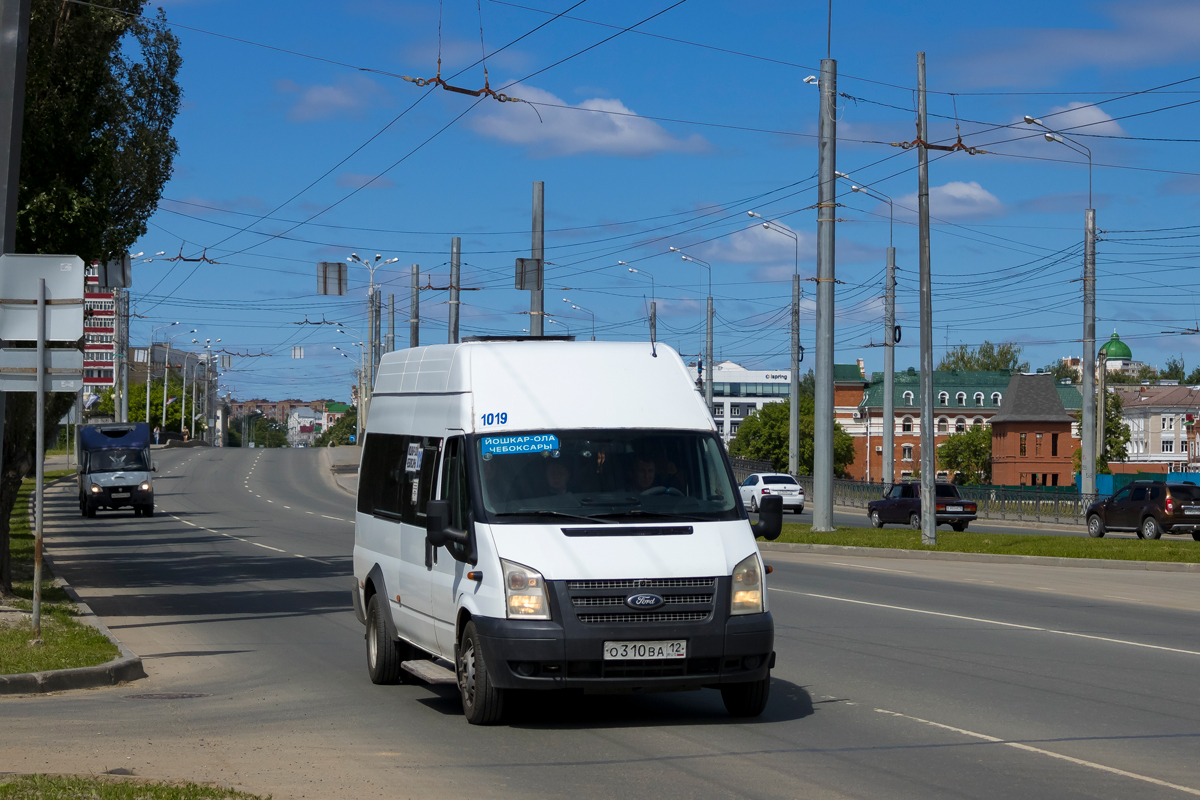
xmin=323 ymin=445 xmax=360 ymax=496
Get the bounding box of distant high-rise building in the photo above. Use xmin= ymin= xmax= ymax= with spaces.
xmin=83 ymin=263 xmax=116 ymax=392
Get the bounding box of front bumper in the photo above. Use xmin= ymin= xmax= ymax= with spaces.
xmin=88 ymin=486 xmax=153 ymax=507
xmin=472 ymin=576 xmax=773 ymax=691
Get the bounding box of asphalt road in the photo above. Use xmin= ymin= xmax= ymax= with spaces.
xmin=3 ymin=447 xmax=1199 ymax=799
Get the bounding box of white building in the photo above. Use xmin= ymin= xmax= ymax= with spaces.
xmin=287 ymin=407 xmax=319 ymax=447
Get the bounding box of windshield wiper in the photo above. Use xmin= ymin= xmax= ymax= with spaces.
xmin=494 ymin=510 xmax=615 ymax=524
xmin=586 ymin=510 xmax=710 ymax=522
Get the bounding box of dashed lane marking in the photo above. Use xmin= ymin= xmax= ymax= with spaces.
xmin=321 ymin=514 xmax=346 ymax=522
xmin=253 ymin=542 xmax=285 ymax=552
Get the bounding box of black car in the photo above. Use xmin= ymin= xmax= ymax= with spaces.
xmin=867 ymin=482 xmax=978 ymax=531
xmin=1085 ymin=480 xmax=1200 ymax=540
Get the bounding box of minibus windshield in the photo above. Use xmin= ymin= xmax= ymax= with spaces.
xmin=87 ymin=448 xmax=149 ymax=473
xmin=476 ymin=430 xmax=741 ymax=523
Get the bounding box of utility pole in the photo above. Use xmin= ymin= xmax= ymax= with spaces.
xmin=917 ymin=52 xmax=936 ymax=546
xmin=387 ymin=294 xmax=394 ymax=353
xmin=449 ymin=236 xmax=461 ymax=344
xmin=812 ymin=56 xmax=838 ymax=532
xmin=373 ymin=289 xmax=382 ymax=366
xmin=531 ymin=182 xmax=545 ymax=336
xmin=161 ymin=342 xmax=170 ymax=431
xmin=791 ymin=275 xmax=800 ymax=477
xmin=1082 ymin=209 xmax=1097 ymax=495
xmin=649 ymin=301 xmax=656 ymax=345
xmin=884 ymin=246 xmax=896 ymax=486
xmin=706 ymin=297 xmax=714 ymax=408
xmin=366 ymin=288 xmax=375 ymax=391
xmin=1095 ymin=349 xmax=1107 ymax=475
xmin=410 ymin=264 xmax=419 ymax=348
xmin=1 ymin=0 xmax=32 ymax=479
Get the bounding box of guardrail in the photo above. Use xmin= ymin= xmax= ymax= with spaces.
xmin=794 ymin=476 xmax=1101 ymax=526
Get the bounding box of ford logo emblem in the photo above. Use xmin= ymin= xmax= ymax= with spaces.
xmin=625 ymin=593 xmax=664 ymax=610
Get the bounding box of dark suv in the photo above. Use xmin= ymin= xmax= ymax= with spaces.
xmin=1085 ymin=480 xmax=1200 ymax=540
xmin=867 ymin=482 xmax=978 ymax=531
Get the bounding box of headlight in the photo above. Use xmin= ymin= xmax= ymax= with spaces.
xmin=502 ymin=559 xmax=550 ymax=620
xmin=140 ymin=482 xmax=150 ymax=491
xmin=90 ymin=485 xmax=100 ymax=493
xmin=731 ymin=553 xmax=764 ymax=615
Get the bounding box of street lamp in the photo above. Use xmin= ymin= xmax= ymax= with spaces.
xmin=147 ymin=321 xmax=178 ymax=429
xmin=837 ymin=171 xmax=898 ymax=486
xmin=670 ymin=247 xmax=713 ymax=409
xmin=162 ymin=328 xmax=196 ymax=435
xmin=547 ymin=317 xmax=571 ymax=337
xmin=561 ymin=298 xmax=596 ymax=341
xmin=347 ymin=253 xmax=399 ymax=397
xmin=1025 ymin=113 xmax=1098 ymax=496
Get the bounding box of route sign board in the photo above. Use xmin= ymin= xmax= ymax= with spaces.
xmin=0 ymin=348 xmax=83 ymax=392
xmin=0 ymin=254 xmax=85 ymax=341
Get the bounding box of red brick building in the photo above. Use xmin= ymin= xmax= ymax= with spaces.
xmin=989 ymin=373 xmax=1077 ymax=487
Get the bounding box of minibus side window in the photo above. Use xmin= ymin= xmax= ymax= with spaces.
xmin=401 ymin=436 xmax=442 ymax=525
xmin=357 ymin=432 xmax=405 ymax=518
xmin=440 ymin=437 xmax=469 ymax=530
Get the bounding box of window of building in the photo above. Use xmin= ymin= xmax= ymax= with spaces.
xmin=900 ymin=470 xmax=913 ymax=479
xmin=712 ymin=405 xmax=723 ymax=417
xmin=974 ymin=392 xmax=984 ymax=405
xmin=731 ymin=406 xmax=742 ymax=417
xmin=992 ymin=392 xmax=1002 ymax=405
xmin=937 ymin=418 xmax=948 ymax=433
xmin=973 ymin=417 xmax=984 ymax=429
xmin=902 ymin=445 xmax=913 ymax=461
xmin=730 ymin=423 xmax=739 ymax=435
xmin=1020 ymin=433 xmax=1027 ymax=456
xmin=1051 ymin=474 xmax=1059 ymax=486
xmin=902 ymin=416 xmax=913 ymax=433
xmin=936 ymin=471 xmax=948 ymax=481
xmin=956 ymin=392 xmax=967 ymax=405
xmin=1163 ymin=416 xmax=1175 ymax=431
xmin=938 ymin=391 xmax=949 ymax=405
xmin=955 ymin=418 xmax=966 ymax=433
xmin=1163 ymin=440 xmax=1174 ymax=453
xmin=1035 ymin=432 xmax=1043 ymax=456
xmin=1052 ymin=433 xmax=1059 ymax=457
xmin=903 ymin=391 xmax=914 ymax=407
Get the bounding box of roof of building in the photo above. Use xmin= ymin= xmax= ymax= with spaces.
xmin=834 ymin=363 xmax=867 ymax=383
xmin=325 ymin=402 xmax=352 ymax=413
xmin=1099 ymin=331 xmax=1132 ymax=360
xmin=861 ymin=369 xmax=1014 ymax=410
xmin=1110 ymin=384 xmax=1200 ymax=409
xmin=989 ymin=373 xmax=1076 ymax=424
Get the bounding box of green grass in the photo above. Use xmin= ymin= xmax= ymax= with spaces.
xmin=3 ymin=474 xmax=120 ymax=674
xmin=0 ymin=775 xmax=268 ymax=799
xmin=766 ymin=522 xmax=1200 ymax=563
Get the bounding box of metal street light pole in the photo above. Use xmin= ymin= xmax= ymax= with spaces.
xmin=148 ymin=322 xmax=178 ymax=429
xmin=623 ymin=262 xmax=656 ymax=346
xmin=673 ymin=248 xmax=714 ymax=409
xmin=562 ymin=298 xmax=595 ymax=341
xmin=347 ymin=253 xmax=398 ymax=392
xmin=162 ymin=328 xmax=196 ymax=434
xmin=749 ymin=211 xmax=801 ymax=478
xmin=813 ymin=56 xmax=839 ymax=533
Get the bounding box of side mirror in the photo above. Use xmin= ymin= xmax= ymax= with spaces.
xmin=425 ymin=499 xmax=449 ymax=547
xmin=750 ymin=495 xmax=783 ymax=541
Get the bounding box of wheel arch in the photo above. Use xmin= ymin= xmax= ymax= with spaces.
xmin=361 ymin=564 xmax=399 ymax=641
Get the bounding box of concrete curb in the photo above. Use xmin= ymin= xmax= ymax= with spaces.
xmin=831 ymin=504 xmax=1083 ymax=533
xmin=758 ymin=541 xmax=1200 ymax=572
xmin=321 ymin=445 xmax=359 ymax=498
xmin=0 ymin=476 xmax=147 ymax=695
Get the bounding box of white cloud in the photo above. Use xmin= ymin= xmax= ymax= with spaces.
xmin=893 ymin=181 xmax=1004 ymax=222
xmin=467 ymin=83 xmax=710 ymax=158
xmin=701 ymin=222 xmax=813 ymax=266
xmin=276 ymin=76 xmax=389 ymax=122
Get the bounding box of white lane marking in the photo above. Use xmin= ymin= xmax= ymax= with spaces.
xmin=283 ymin=506 xmax=291 ymax=509
xmin=874 ymin=708 xmax=1200 ymax=797
xmin=321 ymin=515 xmax=345 ymax=521
xmin=828 ymin=562 xmax=914 ymax=574
xmin=266 ymin=500 xmax=274 ymax=503
xmin=252 ymin=542 xmax=285 ymax=552
xmin=306 ymin=511 xmax=314 ymax=515
xmin=771 ymin=588 xmax=1200 ymax=658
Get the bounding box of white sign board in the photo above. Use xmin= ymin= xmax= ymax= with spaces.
xmin=0 ymin=348 xmax=84 ymax=392
xmin=0 ymin=254 xmax=85 ymax=341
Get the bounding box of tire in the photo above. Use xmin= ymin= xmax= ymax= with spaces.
xmin=909 ymin=512 xmax=920 ymax=530
xmin=796 ymin=505 xmax=804 ymax=514
xmin=458 ymin=620 xmax=505 ymax=725
xmin=750 ymin=496 xmax=758 ymax=513
xmin=85 ymin=503 xmax=96 ymax=518
xmin=1087 ymin=515 xmax=1106 ymax=538
xmin=870 ymin=510 xmax=883 ymax=529
xmin=365 ymin=595 xmax=403 ymax=685
xmin=133 ymin=506 xmax=142 ymax=517
xmin=143 ymin=505 xmax=154 ymax=518
xmin=79 ymin=495 xmax=87 ymax=517
xmin=1192 ymin=531 xmax=1200 ymax=542
xmin=951 ymin=523 xmax=967 ymax=532
xmin=720 ymin=673 xmax=771 ymax=717
xmin=1140 ymin=516 xmax=1163 ymax=541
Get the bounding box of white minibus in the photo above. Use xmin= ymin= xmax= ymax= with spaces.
xmin=351 ymin=339 xmax=782 ymax=724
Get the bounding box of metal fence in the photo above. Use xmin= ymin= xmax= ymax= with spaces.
xmin=728 ymin=456 xmax=774 ymax=484
xmin=794 ymin=476 xmax=1101 ymax=526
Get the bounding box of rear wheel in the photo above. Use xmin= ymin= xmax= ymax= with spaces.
xmin=365 ymin=595 xmax=403 ymax=685
xmin=458 ymin=620 xmax=505 ymax=725
xmin=721 ymin=674 xmax=771 ymax=717
xmin=870 ymin=510 xmax=883 ymax=529
xmin=1193 ymin=530 xmax=1200 ymax=542
xmin=951 ymin=522 xmax=967 ymax=532
xmin=1087 ymin=515 xmax=1106 ymax=538
xmin=909 ymin=512 xmax=920 ymax=530
xmin=749 ymin=496 xmax=758 ymax=513
xmin=1141 ymin=516 xmax=1163 ymax=540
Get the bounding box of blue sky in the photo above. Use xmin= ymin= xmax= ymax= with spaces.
xmin=131 ymin=0 xmax=1200 ymax=402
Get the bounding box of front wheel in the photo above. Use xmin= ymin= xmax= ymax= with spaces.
xmin=458 ymin=620 xmax=505 ymax=725
xmin=143 ymin=505 xmax=154 ymax=518
xmin=85 ymin=503 xmax=96 ymax=518
xmin=1087 ymin=515 xmax=1106 ymax=538
xmin=749 ymin=496 xmax=758 ymax=513
xmin=365 ymin=595 xmax=403 ymax=685
xmin=909 ymin=512 xmax=920 ymax=530
xmin=870 ymin=510 xmax=883 ymax=529
xmin=1141 ymin=516 xmax=1163 ymax=540
xmin=721 ymin=674 xmax=771 ymax=717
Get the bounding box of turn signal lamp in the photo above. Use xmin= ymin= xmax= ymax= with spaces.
xmin=731 ymin=553 xmax=764 ymax=615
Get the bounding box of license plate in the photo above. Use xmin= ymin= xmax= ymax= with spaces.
xmin=1185 ymin=508 xmax=1200 ymax=516
xmin=603 ymin=640 xmax=686 ymax=660
xmin=111 ymin=492 xmax=130 ymax=499
xmin=947 ymin=505 xmax=963 ymax=512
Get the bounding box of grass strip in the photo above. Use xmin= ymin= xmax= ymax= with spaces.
xmin=0 ymin=774 xmax=268 ymax=799
xmin=2 ymin=472 xmax=119 ymax=675
xmin=767 ymin=523 xmax=1200 ymax=563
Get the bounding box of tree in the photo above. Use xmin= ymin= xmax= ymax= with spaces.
xmin=1187 ymin=366 xmax=1200 ymax=385
xmin=936 ymin=425 xmax=992 ymax=485
xmin=1044 ymin=360 xmax=1076 ymax=383
xmin=1072 ymin=390 xmax=1131 ymax=475
xmin=314 ymin=411 xmax=358 ymax=447
xmin=1162 ymin=356 xmax=1185 ymax=383
xmin=728 ymin=398 xmax=856 ymax=476
xmin=0 ymin=1 xmax=181 ymax=597
xmin=938 ymin=341 xmax=1029 ymax=373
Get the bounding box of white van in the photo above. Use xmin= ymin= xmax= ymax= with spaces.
xmin=351 ymin=340 xmax=782 ymax=724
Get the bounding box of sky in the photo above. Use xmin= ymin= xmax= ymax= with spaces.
xmin=127 ymin=0 xmax=1200 ymax=403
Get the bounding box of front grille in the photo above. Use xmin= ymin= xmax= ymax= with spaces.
xmin=572 ymin=594 xmax=713 ymax=607
xmin=567 ymin=578 xmax=716 ymax=590
xmin=577 ymin=611 xmax=709 ymax=624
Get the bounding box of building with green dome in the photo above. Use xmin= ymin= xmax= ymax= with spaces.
xmin=1098 ymin=330 xmax=1143 ymax=376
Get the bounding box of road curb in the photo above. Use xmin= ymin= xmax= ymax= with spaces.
xmin=0 ymin=476 xmax=147 ymax=695
xmin=831 ymin=504 xmax=1083 ymax=533
xmin=757 ymin=541 xmax=1200 ymax=572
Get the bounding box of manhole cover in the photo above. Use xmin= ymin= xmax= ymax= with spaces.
xmin=124 ymin=692 xmax=209 ymax=700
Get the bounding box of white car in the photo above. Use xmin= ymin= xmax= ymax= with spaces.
xmin=739 ymin=473 xmax=804 ymax=513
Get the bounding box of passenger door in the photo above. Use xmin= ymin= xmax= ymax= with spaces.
xmin=1109 ymin=486 xmax=1139 ymax=529
xmin=740 ymin=475 xmax=758 ymax=507
xmin=432 ymin=436 xmax=470 ymax=657
xmin=896 ymin=483 xmax=918 ymax=523
xmin=878 ymin=483 xmax=902 ymax=521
